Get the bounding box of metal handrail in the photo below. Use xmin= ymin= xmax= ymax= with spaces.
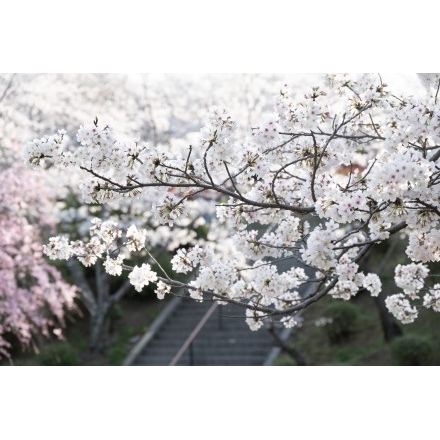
xmin=169 ymin=302 xmax=219 ymax=366
xmin=123 ymin=296 xmax=183 ymax=366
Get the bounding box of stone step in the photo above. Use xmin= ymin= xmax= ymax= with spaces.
xmin=129 ymin=297 xmax=282 ymax=366
xmin=142 ymin=346 xmax=272 ymax=359
xmin=133 ymin=354 xmax=268 ymax=366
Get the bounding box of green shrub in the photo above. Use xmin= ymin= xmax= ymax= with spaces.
xmin=38 ymin=343 xmax=80 ymax=366
xmin=325 ymin=301 xmax=360 ymax=344
xmin=107 ymin=344 xmax=127 ymax=366
xmin=391 ymin=335 xmax=434 ymax=366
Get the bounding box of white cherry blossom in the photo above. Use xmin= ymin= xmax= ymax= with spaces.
xmin=128 ymin=263 xmax=158 ymax=292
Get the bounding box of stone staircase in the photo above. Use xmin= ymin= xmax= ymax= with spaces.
xmin=125 ymin=296 xmax=284 ymax=366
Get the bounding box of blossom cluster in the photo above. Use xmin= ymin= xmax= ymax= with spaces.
xmin=383 ymin=263 xmax=439 ymax=323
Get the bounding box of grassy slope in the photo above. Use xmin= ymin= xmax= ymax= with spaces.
xmin=274 ymin=293 xmax=440 ymax=366
xmin=1 ymin=296 xmax=169 ymax=366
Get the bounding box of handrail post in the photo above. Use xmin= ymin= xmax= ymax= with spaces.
xmin=218 ymin=306 xmax=223 ymax=331
xmin=169 ymin=302 xmax=218 ymax=366
xmin=189 ymin=342 xmax=194 ymax=366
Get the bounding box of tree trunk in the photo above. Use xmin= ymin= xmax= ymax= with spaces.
xmin=88 ymin=270 xmax=133 ymax=353
xmin=89 ymin=261 xmax=111 ymax=353
xmin=69 ymin=258 xmax=134 ymax=354
xmin=89 ymin=303 xmax=111 ymax=353
xmin=360 ymin=238 xmax=403 ymax=343
xmin=374 ymin=294 xmax=403 ymax=343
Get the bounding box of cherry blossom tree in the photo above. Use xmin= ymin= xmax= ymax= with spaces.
xmin=0 ymin=73 xmax=149 ymax=355
xmin=0 ymin=74 xmax=83 ymax=357
xmin=25 ymin=73 xmax=440 ymax=337
xmin=3 ymin=73 xmax=290 ymax=353
xmin=1 ymin=74 xmax=171 ymax=353
xmin=45 ymin=73 xmax=287 ymax=352
xmin=0 ymin=163 xmax=78 ymax=357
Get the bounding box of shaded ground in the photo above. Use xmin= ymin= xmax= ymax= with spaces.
xmin=274 ymin=293 xmax=440 ymax=366
xmin=1 ymin=295 xmax=168 ymax=366
xmin=3 ymin=284 xmax=440 ymax=366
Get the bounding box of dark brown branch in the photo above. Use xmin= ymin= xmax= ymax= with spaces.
xmin=223 ymin=160 xmax=243 ymax=199
xmin=268 ymin=326 xmax=307 ymax=366
xmin=81 ymin=165 xmax=315 ymax=215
